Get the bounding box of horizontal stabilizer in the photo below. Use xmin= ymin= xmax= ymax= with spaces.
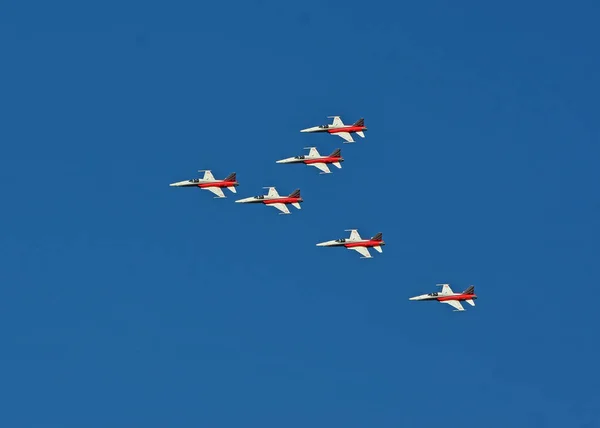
xmin=373 ymin=245 xmax=383 ymax=253
xmin=356 ymin=131 xmax=365 ymax=138
xmin=291 ymin=202 xmax=301 ymax=210
xmin=466 ymin=299 xmax=475 ymax=306
xmin=227 ymin=186 xmax=237 ymax=193
xmin=332 ymin=162 xmax=342 ymax=169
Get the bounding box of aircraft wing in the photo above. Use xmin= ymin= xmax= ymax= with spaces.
xmin=442 ymin=300 xmax=465 ymax=311
xmin=330 ymin=116 xmax=344 ymax=127
xmin=204 ymin=187 xmax=225 ymax=198
xmin=270 ymin=203 xmax=290 ymax=214
xmin=349 ymin=246 xmax=371 ymax=258
xmin=307 ymin=147 xmax=320 ymax=157
xmin=439 ymin=284 xmax=454 ymax=295
xmin=347 ymin=229 xmax=362 ymax=241
xmin=265 ymin=187 xmax=280 ymax=198
xmin=310 ymin=163 xmax=331 ymax=174
xmin=335 ymin=132 xmax=355 ymax=143
xmin=200 ymin=170 xmax=215 ymax=181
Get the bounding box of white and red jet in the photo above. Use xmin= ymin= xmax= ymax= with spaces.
xmin=276 ymin=147 xmax=344 ymax=174
xmin=316 ymin=229 xmax=385 ymax=259
xmin=169 ymin=170 xmax=238 ymax=198
xmin=409 ymin=284 xmax=477 ymax=312
xmin=300 ymin=116 xmax=367 ymax=143
xmin=235 ymin=187 xmax=303 ymax=215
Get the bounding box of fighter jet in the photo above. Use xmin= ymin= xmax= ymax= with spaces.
xmin=235 ymin=187 xmax=303 ymax=215
xmin=276 ymin=147 xmax=344 ymax=174
xmin=169 ymin=170 xmax=238 ymax=198
xmin=316 ymin=229 xmax=384 ymax=259
xmin=409 ymin=284 xmax=477 ymax=312
xmin=300 ymin=116 xmax=367 ymax=143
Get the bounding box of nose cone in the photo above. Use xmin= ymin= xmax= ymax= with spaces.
xmin=235 ymin=197 xmax=253 ymax=203
xmin=276 ymin=157 xmax=294 ymax=164
xmin=409 ymin=294 xmax=426 ymax=301
xmin=169 ymin=180 xmax=187 ymax=187
xmin=300 ymin=126 xmax=318 ymax=133
xmin=316 ymin=240 xmax=335 ymax=247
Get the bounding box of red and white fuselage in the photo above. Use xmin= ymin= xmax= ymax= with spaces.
xmin=169 ymin=170 xmax=238 ymax=198
xmin=316 ymin=229 xmax=385 ymax=259
xmin=409 ymin=284 xmax=477 ymax=311
xmin=276 ymin=147 xmax=344 ymax=174
xmin=235 ymin=187 xmax=303 ymax=215
xmin=300 ymin=116 xmax=367 ymax=143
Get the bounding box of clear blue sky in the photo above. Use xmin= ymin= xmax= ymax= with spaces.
xmin=1 ymin=1 xmax=599 ymax=427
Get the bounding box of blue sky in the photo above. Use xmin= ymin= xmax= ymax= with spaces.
xmin=1 ymin=1 xmax=599 ymax=427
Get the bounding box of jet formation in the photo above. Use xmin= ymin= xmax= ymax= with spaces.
xmin=169 ymin=115 xmax=478 ymax=312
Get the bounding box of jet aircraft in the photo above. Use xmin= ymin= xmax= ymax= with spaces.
xmin=300 ymin=116 xmax=367 ymax=143
xmin=409 ymin=284 xmax=477 ymax=312
xmin=235 ymin=187 xmax=303 ymax=215
xmin=276 ymin=147 xmax=344 ymax=174
xmin=316 ymin=229 xmax=384 ymax=259
xmin=169 ymin=170 xmax=238 ymax=198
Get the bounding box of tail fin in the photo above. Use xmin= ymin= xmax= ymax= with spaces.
xmin=224 ymin=172 xmax=237 ymax=182
xmin=371 ymin=232 xmax=383 ymax=241
xmin=463 ymin=285 xmax=475 ymax=295
xmin=329 ymin=148 xmax=342 ymax=158
xmin=288 ymin=189 xmax=301 ymax=198
xmin=353 ymin=118 xmax=364 ymax=127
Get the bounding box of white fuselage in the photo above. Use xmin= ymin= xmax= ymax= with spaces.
xmin=170 ymin=179 xmax=211 ymax=187
xmin=276 ymin=155 xmax=323 ymax=164
xmin=300 ymin=125 xmax=338 ymax=133
xmin=409 ymin=292 xmax=456 ymax=301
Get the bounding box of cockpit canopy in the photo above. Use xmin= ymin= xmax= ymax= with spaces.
xmin=255 ymin=195 xmax=265 ymax=199
xmin=318 ymin=124 xmax=329 ymax=128
xmin=428 ymin=292 xmax=439 ymax=296
xmin=190 ymin=179 xmax=200 ymax=183
xmin=335 ymin=238 xmax=346 ymax=243
xmin=294 ymin=155 xmax=305 ymax=159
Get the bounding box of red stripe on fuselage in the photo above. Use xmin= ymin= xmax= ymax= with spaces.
xmin=437 ymin=294 xmax=477 ymax=302
xmin=198 ymin=181 xmax=238 ymax=189
xmin=304 ymin=157 xmax=342 ymax=165
xmin=264 ymin=197 xmax=302 ymax=205
xmin=344 ymin=240 xmax=384 ymax=248
xmin=328 ymin=126 xmax=366 ymax=134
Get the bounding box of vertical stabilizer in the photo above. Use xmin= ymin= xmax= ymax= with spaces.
xmin=463 ymin=285 xmax=475 ymax=295
xmin=223 ymin=172 xmax=237 ymax=182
